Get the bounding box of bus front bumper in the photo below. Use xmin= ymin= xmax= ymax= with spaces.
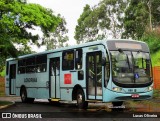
xmin=103 ymin=88 xmax=153 ymax=102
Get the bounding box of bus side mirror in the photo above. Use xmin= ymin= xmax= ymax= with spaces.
xmin=102 ymin=57 xmax=106 ymax=66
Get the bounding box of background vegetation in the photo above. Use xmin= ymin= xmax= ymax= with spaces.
xmin=0 ymin=0 xmax=69 ymax=76
xmin=0 ymin=0 xmax=160 ymax=76
xmin=74 ymin=0 xmax=160 ymax=66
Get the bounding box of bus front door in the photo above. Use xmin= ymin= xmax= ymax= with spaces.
xmin=9 ymin=64 xmax=16 ymax=95
xmin=86 ymin=51 xmax=102 ymax=100
xmin=50 ymin=57 xmax=60 ymax=99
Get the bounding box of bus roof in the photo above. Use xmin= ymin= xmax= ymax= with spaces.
xmin=6 ymin=39 xmax=147 ymax=61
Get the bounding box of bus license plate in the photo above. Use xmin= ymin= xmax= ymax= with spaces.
xmin=131 ymin=94 xmax=139 ymax=98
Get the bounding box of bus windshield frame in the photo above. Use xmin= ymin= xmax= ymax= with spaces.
xmin=106 ymin=40 xmax=153 ymax=88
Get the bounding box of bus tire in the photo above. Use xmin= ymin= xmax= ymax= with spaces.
xmin=20 ymin=87 xmax=28 ymax=103
xmin=27 ymin=98 xmax=35 ymax=103
xmin=112 ymin=101 xmax=123 ymax=106
xmin=76 ymin=89 xmax=88 ymax=109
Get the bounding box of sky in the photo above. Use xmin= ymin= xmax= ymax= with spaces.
xmin=27 ymin=0 xmax=101 ymax=51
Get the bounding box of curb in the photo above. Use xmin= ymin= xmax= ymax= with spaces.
xmin=0 ymin=101 xmax=15 ymax=109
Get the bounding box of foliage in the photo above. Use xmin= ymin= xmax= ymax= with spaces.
xmin=0 ymin=101 xmax=13 ymax=106
xmin=0 ymin=56 xmax=6 ymax=74
xmin=0 ymin=0 xmax=61 ymax=72
xmin=142 ymin=27 xmax=160 ymax=66
xmin=151 ymin=50 xmax=160 ymax=66
xmin=74 ymin=4 xmax=93 ymax=43
xmin=75 ymin=0 xmax=160 ymax=43
xmin=151 ymin=0 xmax=160 ymax=27
xmin=122 ymin=0 xmax=160 ymax=39
xmin=99 ymin=0 xmax=127 ymax=39
xmin=153 ymin=89 xmax=160 ymax=99
xmin=0 ymin=0 xmax=61 ymax=53
xmin=43 ymin=14 xmax=69 ymax=50
xmin=141 ymin=27 xmax=160 ymax=53
xmin=74 ymin=0 xmax=127 ymax=43
xmin=0 ymin=68 xmax=5 ymax=77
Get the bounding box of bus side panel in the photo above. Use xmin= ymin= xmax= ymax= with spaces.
xmin=16 ymin=73 xmax=49 ymax=99
xmin=27 ymin=88 xmax=49 ymax=99
xmin=26 ymin=73 xmax=49 ymax=99
xmin=60 ymin=88 xmax=72 ymax=101
xmin=15 ymin=87 xmax=20 ymax=96
xmin=16 ymin=74 xmax=25 ymax=95
xmin=60 ymin=66 xmax=74 ymax=101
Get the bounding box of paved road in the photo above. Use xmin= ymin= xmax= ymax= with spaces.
xmin=0 ymin=97 xmax=160 ymax=120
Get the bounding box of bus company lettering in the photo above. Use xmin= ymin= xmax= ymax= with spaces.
xmin=24 ymin=78 xmax=37 ymax=82
xmin=64 ymin=74 xmax=72 ymax=84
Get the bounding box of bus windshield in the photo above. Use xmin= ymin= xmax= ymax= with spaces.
xmin=110 ymin=50 xmax=152 ymax=87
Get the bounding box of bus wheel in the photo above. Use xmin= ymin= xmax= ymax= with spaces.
xmin=20 ymin=87 xmax=28 ymax=103
xmin=27 ymin=98 xmax=35 ymax=103
xmin=76 ymin=89 xmax=88 ymax=109
xmin=112 ymin=101 xmax=123 ymax=106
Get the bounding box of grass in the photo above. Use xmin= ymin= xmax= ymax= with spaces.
xmin=125 ymin=89 xmax=160 ymax=111
xmin=0 ymin=101 xmax=12 ymax=106
xmin=153 ymin=89 xmax=160 ymax=99
xmin=151 ymin=50 xmax=160 ymax=66
xmin=0 ymin=67 xmax=5 ymax=77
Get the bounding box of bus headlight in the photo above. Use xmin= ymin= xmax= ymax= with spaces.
xmin=112 ymin=87 xmax=122 ymax=92
xmin=147 ymin=86 xmax=153 ymax=91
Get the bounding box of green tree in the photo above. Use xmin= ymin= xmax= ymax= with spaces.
xmin=122 ymin=0 xmax=160 ymax=39
xmin=142 ymin=27 xmax=160 ymax=53
xmin=98 ymin=0 xmax=127 ymax=39
xmin=74 ymin=4 xmax=93 ymax=44
xmin=43 ymin=14 xmax=69 ymax=50
xmin=0 ymin=0 xmax=61 ymax=54
xmin=0 ymin=0 xmax=61 ymax=72
xmin=74 ymin=0 xmax=127 ymax=44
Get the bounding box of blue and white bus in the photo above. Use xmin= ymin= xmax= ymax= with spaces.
xmin=5 ymin=39 xmax=153 ymax=109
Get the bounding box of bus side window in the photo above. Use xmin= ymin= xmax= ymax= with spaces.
xmin=62 ymin=50 xmax=74 ymax=70
xmin=18 ymin=59 xmax=26 ymax=74
xmin=36 ymin=55 xmax=47 ymax=73
xmin=75 ymin=49 xmax=82 ymax=69
xmin=26 ymin=57 xmax=36 ymax=73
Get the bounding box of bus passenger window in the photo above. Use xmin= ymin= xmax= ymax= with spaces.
xmin=18 ymin=59 xmax=26 ymax=74
xmin=75 ymin=49 xmax=82 ymax=69
xmin=36 ymin=55 xmax=47 ymax=73
xmin=62 ymin=50 xmax=74 ymax=70
xmin=26 ymin=57 xmax=35 ymax=73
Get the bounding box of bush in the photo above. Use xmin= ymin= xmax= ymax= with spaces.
xmin=153 ymin=89 xmax=160 ymax=99
xmin=141 ymin=28 xmax=160 ymax=53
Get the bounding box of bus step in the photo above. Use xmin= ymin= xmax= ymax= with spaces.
xmin=51 ymin=98 xmax=60 ymax=102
